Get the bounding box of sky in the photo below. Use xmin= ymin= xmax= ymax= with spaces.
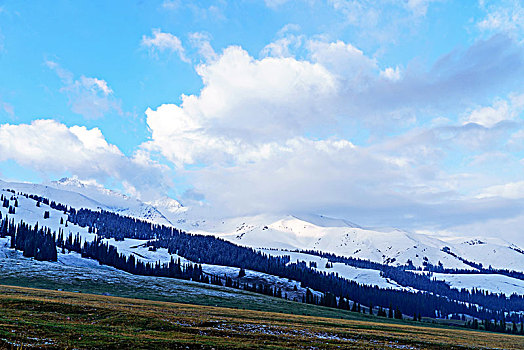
xmin=0 ymin=0 xmax=524 ymax=239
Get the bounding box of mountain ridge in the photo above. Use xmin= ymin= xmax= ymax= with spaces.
xmin=3 ymin=177 xmax=524 ymax=276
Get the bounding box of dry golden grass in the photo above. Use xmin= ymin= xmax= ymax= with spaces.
xmin=0 ymin=284 xmax=521 ymax=349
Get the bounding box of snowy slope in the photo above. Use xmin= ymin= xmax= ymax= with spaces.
xmin=422 ymin=272 xmax=524 ymax=296
xmin=0 ymin=189 xmax=315 ymax=300
xmin=260 ymin=249 xmax=407 ymax=290
xmin=5 ymin=176 xmax=523 ymax=275
xmin=4 ymin=178 xmax=524 ymax=295
xmin=0 ymin=237 xmax=314 ymax=306
xmin=441 ymin=236 xmax=524 ymax=272
xmin=0 ymin=178 xmax=173 ymax=226
xmin=183 ymin=214 xmax=524 ymax=272
xmin=0 ymin=188 xmax=95 ymax=242
xmin=0 ymin=187 xmax=407 ymax=295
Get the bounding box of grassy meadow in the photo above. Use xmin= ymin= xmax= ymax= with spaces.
xmin=0 ymin=285 xmax=522 ymax=349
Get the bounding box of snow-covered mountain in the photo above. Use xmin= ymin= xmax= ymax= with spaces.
xmin=3 ymin=177 xmax=524 ymax=295
xmin=179 ymin=214 xmax=524 ymax=272
xmin=4 ymin=177 xmax=524 ymax=272
xmin=0 ymin=177 xmax=174 ymax=226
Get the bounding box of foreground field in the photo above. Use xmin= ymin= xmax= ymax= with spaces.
xmin=0 ymin=285 xmax=522 ymax=349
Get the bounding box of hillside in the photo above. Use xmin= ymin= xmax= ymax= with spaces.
xmin=2 ymin=179 xmax=524 ymax=299
xmin=4 ymin=177 xmax=523 ymax=274
xmin=0 ymin=178 xmax=174 ymax=226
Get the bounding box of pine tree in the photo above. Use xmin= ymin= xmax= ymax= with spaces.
xmin=394 ymin=307 xmax=402 ymax=319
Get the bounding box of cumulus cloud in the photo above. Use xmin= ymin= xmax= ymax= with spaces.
xmin=141 ymin=29 xmax=189 ymax=63
xmin=269 ymin=35 xmax=524 ymax=129
xmin=143 ymin=45 xmax=337 ymax=166
xmin=46 ymin=61 xmax=122 ymax=119
xmin=140 ymin=34 xmax=524 ymax=228
xmin=308 ymin=40 xmax=377 ymax=85
xmin=0 ymin=119 xmax=170 ymax=201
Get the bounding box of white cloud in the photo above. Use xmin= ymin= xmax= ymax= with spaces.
xmin=468 ymin=151 xmax=512 ymax=167
xmin=188 ymin=32 xmax=217 ymax=62
xmin=478 ymin=0 xmax=524 ymax=38
xmin=464 ymin=99 xmax=510 ymax=127
xmin=307 ymin=40 xmax=377 ymax=85
xmin=142 ymin=29 xmax=189 ymax=63
xmin=140 ymin=36 xmax=524 ymax=226
xmin=327 ymin=0 xmax=440 ymax=45
xmin=508 ymin=129 xmax=524 ymax=150
xmin=46 ymin=61 xmax=122 ymax=119
xmin=380 ymin=66 xmax=402 ymax=81
xmin=160 ymin=0 xmax=225 ymax=21
xmin=79 ymin=76 xmax=113 ymax=95
xmin=446 ymin=213 xmax=524 ymax=247
xmin=277 ymin=23 xmax=301 ymax=36
xmin=404 ymin=0 xmax=439 ymax=17
xmin=186 ymin=133 xmax=463 ymax=219
xmin=261 ymin=36 xmax=301 ymax=58
xmin=45 ymin=60 xmax=73 ymax=81
xmin=330 ymin=0 xmax=438 ymax=21
xmin=0 ymin=119 xmax=170 ymax=200
xmin=144 ymin=45 xmax=337 ymax=166
xmin=329 ymin=0 xmax=380 ymax=27
xmin=477 ymin=181 xmax=524 ymax=200
xmin=462 ymin=93 xmax=524 ymax=127
xmin=261 ymin=24 xmax=303 ymax=58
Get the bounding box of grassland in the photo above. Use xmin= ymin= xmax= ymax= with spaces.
xmin=1 ymin=247 xmax=522 ymax=349
xmin=0 ymin=285 xmax=522 ymax=349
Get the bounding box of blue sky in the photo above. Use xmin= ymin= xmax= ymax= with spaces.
xmin=1 ymin=0 xmax=524 ymax=237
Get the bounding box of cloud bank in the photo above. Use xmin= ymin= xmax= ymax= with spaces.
xmin=139 ymin=33 xmax=524 ymax=232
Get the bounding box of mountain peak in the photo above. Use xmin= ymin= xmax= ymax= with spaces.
xmin=146 ymin=197 xmax=184 ymax=213
xmin=53 ymin=176 xmax=103 ymax=190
